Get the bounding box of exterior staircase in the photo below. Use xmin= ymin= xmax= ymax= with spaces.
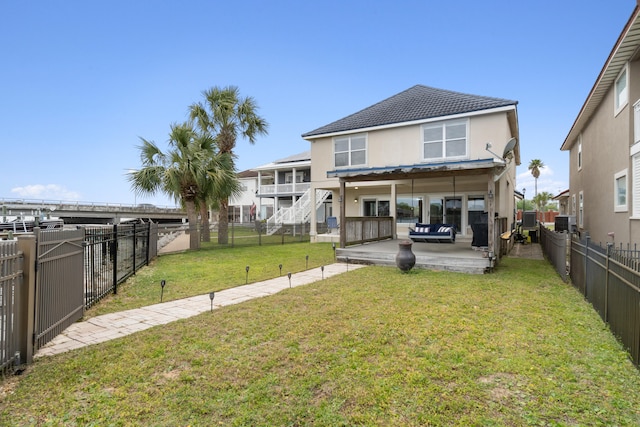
xmin=265 ymin=189 xmax=331 ymax=235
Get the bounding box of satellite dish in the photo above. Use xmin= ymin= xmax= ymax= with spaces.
xmin=502 ymin=138 xmax=517 ymax=158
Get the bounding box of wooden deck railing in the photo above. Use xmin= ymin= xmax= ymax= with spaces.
xmin=345 ymin=216 xmax=394 ymax=246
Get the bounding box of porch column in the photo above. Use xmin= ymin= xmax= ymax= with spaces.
xmin=310 ymin=187 xmax=317 ymax=237
xmin=274 ymin=170 xmax=279 ymax=194
xmin=487 ymin=172 xmax=496 ymax=256
xmin=292 ymin=167 xmax=297 ymax=194
xmin=340 ymin=179 xmax=346 ymax=248
xmin=390 ymin=182 xmax=397 ymax=239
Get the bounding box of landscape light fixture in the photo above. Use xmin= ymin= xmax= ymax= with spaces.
xmin=160 ymin=279 xmax=166 ymax=302
xmin=209 ymin=292 xmax=215 ymax=312
xmin=305 ymin=255 xmax=309 ymax=269
xmin=279 ymin=263 xmax=283 ymax=276
xmin=245 ymin=265 xmax=250 ymax=284
xmin=287 ymin=272 xmax=292 ymax=288
xmin=321 ymin=265 xmax=325 ymax=279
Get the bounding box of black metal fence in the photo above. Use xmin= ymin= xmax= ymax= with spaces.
xmin=569 ymin=235 xmax=640 ymax=366
xmin=84 ymin=222 xmax=157 ymax=309
xmin=222 ymin=221 xmax=312 ymax=247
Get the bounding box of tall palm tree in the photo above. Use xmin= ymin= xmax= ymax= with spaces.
xmin=195 ymin=149 xmax=240 ymax=243
xmin=128 ymin=123 xmax=216 ymax=250
xmin=189 ymin=86 xmax=268 ymax=244
xmin=528 ymin=159 xmax=545 ymax=209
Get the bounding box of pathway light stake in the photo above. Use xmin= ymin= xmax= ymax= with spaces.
xmin=279 ymin=263 xmax=283 ymax=276
xmin=332 ymin=243 xmax=336 ymax=260
xmin=306 ymin=255 xmax=309 ymax=269
xmin=160 ymin=279 xmax=166 ymax=302
xmin=245 ymin=265 xmax=250 ymax=284
xmin=346 ymin=257 xmax=349 ymax=272
xmin=287 ymin=272 xmax=292 ymax=288
xmin=209 ymin=292 xmax=215 ymax=312
xmin=321 ymin=265 xmax=324 ymax=280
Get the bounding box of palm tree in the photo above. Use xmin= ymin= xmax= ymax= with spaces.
xmin=195 ymin=150 xmax=240 ymax=243
xmin=533 ymin=191 xmax=553 ymax=212
xmin=189 ymin=86 xmax=268 ymax=244
xmin=128 ymin=122 xmax=217 ymax=250
xmin=528 ymin=159 xmax=545 ymax=208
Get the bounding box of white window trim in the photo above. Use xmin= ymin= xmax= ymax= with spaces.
xmin=614 ymin=169 xmax=628 ymax=212
xmin=615 ymin=64 xmax=629 ymax=116
xmin=633 ymin=151 xmax=640 ymax=218
xmin=634 ymin=99 xmax=640 ymax=144
xmin=333 ymin=133 xmax=367 ymax=168
xmin=578 ymin=191 xmax=584 ymax=228
xmin=421 ymin=119 xmax=469 ymax=161
xmin=577 ymin=134 xmax=582 ymax=171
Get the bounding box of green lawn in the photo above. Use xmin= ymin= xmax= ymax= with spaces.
xmin=87 ymin=241 xmax=337 ymax=317
xmin=2 ymin=252 xmax=640 ymax=426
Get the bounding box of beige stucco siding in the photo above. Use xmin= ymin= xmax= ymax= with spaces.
xmin=310 ymin=111 xmax=514 ymax=179
xmin=308 ymin=109 xmax=517 ymax=239
xmin=570 ymin=70 xmax=633 ymax=242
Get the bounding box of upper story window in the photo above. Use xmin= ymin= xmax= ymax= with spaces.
xmin=615 ymin=66 xmax=628 ymax=115
xmin=577 ymin=134 xmax=582 ymax=171
xmin=422 ymin=119 xmax=467 ymax=160
xmin=334 ymin=134 xmax=366 ymax=167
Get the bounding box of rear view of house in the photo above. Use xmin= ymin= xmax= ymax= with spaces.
xmin=302 ymin=84 xmax=520 ymax=257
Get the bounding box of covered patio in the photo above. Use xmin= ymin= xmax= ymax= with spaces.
xmin=334 ymin=237 xmax=493 ymax=274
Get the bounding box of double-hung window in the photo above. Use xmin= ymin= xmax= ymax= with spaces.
xmin=422 ymin=119 xmax=467 ymax=160
xmin=334 ymin=134 xmax=366 ymax=167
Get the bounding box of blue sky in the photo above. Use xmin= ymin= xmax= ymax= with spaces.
xmin=0 ymin=1 xmax=634 ymax=207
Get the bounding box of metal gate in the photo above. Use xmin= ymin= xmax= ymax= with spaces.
xmin=1 ymin=240 xmax=22 ymax=373
xmin=33 ymin=228 xmax=84 ymax=350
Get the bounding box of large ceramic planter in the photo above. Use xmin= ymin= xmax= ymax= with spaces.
xmin=396 ymin=240 xmax=416 ymax=272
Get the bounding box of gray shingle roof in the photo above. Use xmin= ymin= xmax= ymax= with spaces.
xmin=301 ymin=85 xmax=517 ymax=138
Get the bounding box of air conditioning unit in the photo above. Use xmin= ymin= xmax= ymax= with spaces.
xmin=522 ymin=211 xmax=537 ymax=228
xmin=555 ymin=215 xmax=576 ymax=232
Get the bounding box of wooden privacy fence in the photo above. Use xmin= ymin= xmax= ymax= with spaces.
xmin=569 ymin=235 xmax=640 ymax=366
xmin=539 ymin=226 xmax=569 ymax=282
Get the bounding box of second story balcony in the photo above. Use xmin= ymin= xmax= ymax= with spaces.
xmin=259 ymin=182 xmax=311 ymax=196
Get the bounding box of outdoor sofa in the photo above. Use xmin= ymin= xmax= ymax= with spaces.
xmin=408 ymin=223 xmax=456 ymax=243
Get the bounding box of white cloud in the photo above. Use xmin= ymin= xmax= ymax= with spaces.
xmin=517 ymin=165 xmax=567 ymax=197
xmin=11 ymin=184 xmax=82 ymax=201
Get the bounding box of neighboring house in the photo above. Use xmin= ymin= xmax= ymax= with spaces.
xmin=228 ymin=169 xmax=272 ymax=224
xmin=228 ymin=151 xmax=330 ymax=233
xmin=253 ymin=151 xmax=310 ymax=215
xmin=561 ymin=5 xmax=640 ymax=245
xmin=302 ymin=84 xmax=520 ymax=255
xmin=553 ymin=189 xmax=570 ymax=216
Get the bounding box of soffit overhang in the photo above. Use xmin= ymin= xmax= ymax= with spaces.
xmin=562 ymin=6 xmax=640 ymax=151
